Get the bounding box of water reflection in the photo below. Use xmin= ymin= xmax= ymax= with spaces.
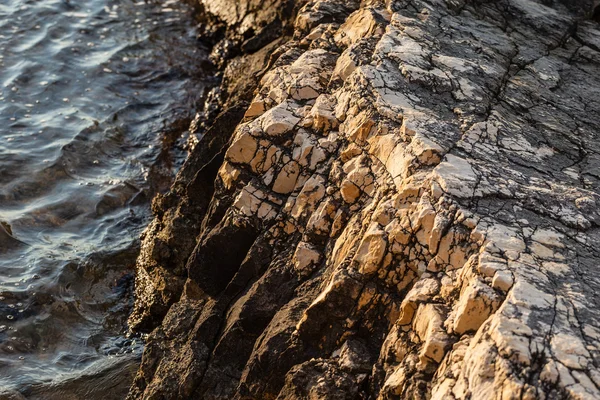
xmin=0 ymin=0 xmax=209 ymax=393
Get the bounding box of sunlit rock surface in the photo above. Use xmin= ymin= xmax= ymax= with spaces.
xmin=128 ymin=0 xmax=600 ymax=398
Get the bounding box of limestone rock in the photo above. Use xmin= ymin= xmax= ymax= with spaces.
xmin=273 ymin=160 xmax=300 ymax=194
xmin=128 ymin=0 xmax=600 ymax=399
xmin=225 ymin=131 xmax=258 ymax=164
xmin=259 ymin=102 xmax=301 ymax=137
xmin=353 ymin=223 xmax=387 ymax=275
xmin=293 ymin=241 xmax=321 ymax=277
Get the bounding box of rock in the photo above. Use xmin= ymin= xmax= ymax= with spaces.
xmin=272 ymin=160 xmax=300 ymax=194
xmin=0 ymin=389 xmax=26 ymax=400
xmin=413 ymin=303 xmax=451 ymax=363
xmin=492 ymin=270 xmax=514 ymax=293
xmin=451 ymin=278 xmax=500 ymax=335
xmin=260 ymin=102 xmax=301 ymax=137
xmin=337 ymin=339 xmax=371 ymax=372
xmin=244 ymin=100 xmax=266 ymax=118
xmin=127 ymin=0 xmax=600 ymax=399
xmin=0 ymin=221 xmax=25 ymax=254
xmin=339 ymin=179 xmax=360 ymax=204
xmin=293 ymin=241 xmax=321 ymax=276
xmin=310 ymin=94 xmax=339 ymax=133
xmin=432 ymin=155 xmax=477 ymax=199
xmin=352 ymin=223 xmax=387 ymax=275
xmin=225 ymin=131 xmax=258 ymax=164
xmin=397 ymin=278 xmax=440 ymax=325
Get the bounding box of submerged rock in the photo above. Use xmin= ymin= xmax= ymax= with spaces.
xmin=0 ymin=222 xmax=25 ymax=254
xmin=128 ymin=0 xmax=600 ymax=399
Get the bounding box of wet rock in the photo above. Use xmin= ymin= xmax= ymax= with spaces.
xmin=0 ymin=222 xmax=25 ymax=254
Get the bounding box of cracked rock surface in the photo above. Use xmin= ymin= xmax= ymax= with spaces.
xmin=127 ymin=0 xmax=600 ymax=398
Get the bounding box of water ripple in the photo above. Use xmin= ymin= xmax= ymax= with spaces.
xmin=0 ymin=0 xmax=210 ymax=393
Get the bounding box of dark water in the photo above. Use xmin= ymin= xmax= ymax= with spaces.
xmin=0 ymin=0 xmax=208 ymax=395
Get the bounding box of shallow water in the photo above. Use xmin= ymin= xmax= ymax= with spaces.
xmin=0 ymin=0 xmax=208 ymax=395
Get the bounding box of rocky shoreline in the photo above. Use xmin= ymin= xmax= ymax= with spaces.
xmin=127 ymin=0 xmax=600 ymax=398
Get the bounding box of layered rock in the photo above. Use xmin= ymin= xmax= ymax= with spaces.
xmin=128 ymin=0 xmax=600 ymax=398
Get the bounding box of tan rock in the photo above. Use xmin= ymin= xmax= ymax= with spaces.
xmin=293 ymin=241 xmax=321 ymax=276
xmin=492 ymin=270 xmax=514 ymax=292
xmin=432 ymin=155 xmax=478 ymax=199
xmin=344 ymin=112 xmax=375 ymax=144
xmin=292 ymin=129 xmax=317 ymax=167
xmin=288 ymin=49 xmax=333 ymax=100
xmin=410 ymin=132 xmax=444 ymax=166
xmin=233 ymin=184 xmax=275 ymax=220
xmin=310 ymin=94 xmax=338 ymax=133
xmin=397 ymin=278 xmax=440 ymax=325
xmin=413 ymin=303 xmax=451 ymax=363
xmin=218 ymin=161 xmax=241 ymax=190
xmin=368 ymin=134 xmax=398 ymax=166
xmin=341 ymin=143 xmax=362 ymax=162
xmin=306 ymin=199 xmax=336 ymax=236
xmin=335 ymin=8 xmax=384 ymax=47
xmin=340 ymin=179 xmax=361 ymax=204
xmin=290 ymin=175 xmax=326 ymax=219
xmin=332 ymin=48 xmax=357 ymax=82
xmin=272 ymin=161 xmax=300 ymax=194
xmin=245 ymin=99 xmax=266 ymax=118
xmin=531 ymin=228 xmax=565 ymax=248
xmin=259 ymin=102 xmax=301 ymax=136
xmin=225 ymin=131 xmax=258 ymax=165
xmin=353 ymin=223 xmax=387 ymax=275
xmin=452 ymin=278 xmax=499 ymax=335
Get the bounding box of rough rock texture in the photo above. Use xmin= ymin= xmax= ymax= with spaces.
xmin=128 ymin=0 xmax=600 ymax=398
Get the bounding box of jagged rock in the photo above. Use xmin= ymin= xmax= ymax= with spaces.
xmin=128 ymin=0 xmax=600 ymax=399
